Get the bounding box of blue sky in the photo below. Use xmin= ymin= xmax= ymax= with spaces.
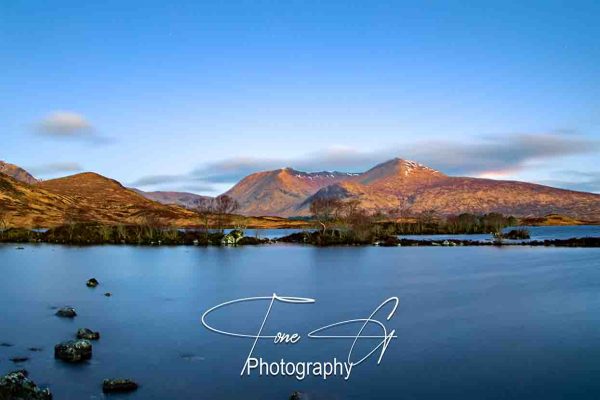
xmin=1 ymin=0 xmax=599 ymax=195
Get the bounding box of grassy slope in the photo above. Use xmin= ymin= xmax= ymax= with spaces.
xmin=0 ymin=172 xmax=311 ymax=229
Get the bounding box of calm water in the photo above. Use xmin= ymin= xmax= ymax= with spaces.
xmin=398 ymin=224 xmax=600 ymax=242
xmin=0 ymin=243 xmax=599 ymax=399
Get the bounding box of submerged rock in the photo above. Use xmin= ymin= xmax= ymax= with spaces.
xmin=0 ymin=343 xmax=14 ymax=347
xmin=102 ymin=378 xmax=138 ymax=393
xmin=104 ymin=292 xmax=112 ymax=297
xmin=10 ymin=356 xmax=29 ymax=363
xmin=55 ymin=307 xmax=77 ymax=318
xmin=76 ymin=328 xmax=100 ymax=340
xmin=54 ymin=339 xmax=92 ymax=362
xmin=0 ymin=370 xmax=52 ymax=400
xmin=289 ymin=391 xmax=307 ymax=400
xmin=86 ymin=278 xmax=99 ymax=288
xmin=28 ymin=347 xmax=43 ymax=352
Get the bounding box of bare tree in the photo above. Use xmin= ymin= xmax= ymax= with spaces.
xmin=194 ymin=199 xmax=215 ymax=233
xmin=309 ymin=197 xmax=342 ymax=234
xmin=213 ymin=195 xmax=239 ymax=232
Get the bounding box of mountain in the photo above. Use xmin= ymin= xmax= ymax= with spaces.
xmin=0 ymin=170 xmax=310 ymax=229
xmin=1 ymin=158 xmax=598 ymax=225
xmin=224 ymin=167 xmax=359 ymax=216
xmin=0 ymin=161 xmax=38 ymax=184
xmin=134 ymin=190 xmax=213 ymax=209
xmin=226 ymin=158 xmax=600 ymax=220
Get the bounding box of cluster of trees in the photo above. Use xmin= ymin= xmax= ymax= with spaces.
xmin=309 ymin=198 xmax=518 ymax=240
xmin=309 ymin=198 xmax=394 ymax=243
xmin=192 ymin=194 xmax=239 ymax=232
xmin=393 ymin=211 xmax=518 ymax=235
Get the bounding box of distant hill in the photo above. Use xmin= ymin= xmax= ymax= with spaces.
xmin=134 ymin=189 xmax=213 ymax=209
xmin=0 ymin=161 xmax=38 ymax=184
xmin=0 ymin=170 xmax=309 ymax=229
xmin=226 ymin=158 xmax=600 ymax=220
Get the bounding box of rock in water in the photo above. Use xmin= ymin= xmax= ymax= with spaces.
xmin=76 ymin=328 xmax=100 ymax=340
xmin=104 ymin=292 xmax=112 ymax=297
xmin=10 ymin=356 xmax=29 ymax=363
xmin=55 ymin=307 xmax=77 ymax=318
xmin=102 ymin=379 xmax=138 ymax=393
xmin=86 ymin=278 xmax=99 ymax=288
xmin=0 ymin=370 xmax=52 ymax=400
xmin=54 ymin=339 xmax=92 ymax=362
xmin=289 ymin=391 xmax=307 ymax=400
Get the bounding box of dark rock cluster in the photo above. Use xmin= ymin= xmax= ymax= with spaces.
xmin=0 ymin=370 xmax=52 ymax=400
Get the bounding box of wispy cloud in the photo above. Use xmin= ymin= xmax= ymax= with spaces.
xmin=35 ymin=111 xmax=112 ymax=143
xmin=129 ymin=131 xmax=600 ymax=195
xmin=128 ymin=174 xmax=219 ymax=195
xmin=411 ymin=132 xmax=598 ymax=177
xmin=191 ymin=131 xmax=599 ymax=181
xmin=27 ymin=162 xmax=83 ymax=176
xmin=128 ymin=174 xmax=189 ymax=187
xmin=539 ymin=171 xmax=600 ymax=193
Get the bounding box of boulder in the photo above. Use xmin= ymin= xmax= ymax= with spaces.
xmin=102 ymin=379 xmax=138 ymax=393
xmin=104 ymin=292 xmax=112 ymax=297
xmin=86 ymin=278 xmax=99 ymax=288
xmin=76 ymin=328 xmax=100 ymax=340
xmin=54 ymin=339 xmax=92 ymax=362
xmin=55 ymin=307 xmax=77 ymax=318
xmin=221 ymin=229 xmax=244 ymax=245
xmin=0 ymin=370 xmax=52 ymax=400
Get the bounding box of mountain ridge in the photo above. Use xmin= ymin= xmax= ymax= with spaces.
xmin=224 ymin=158 xmax=600 ymax=219
xmin=0 ymin=159 xmax=598 ymax=222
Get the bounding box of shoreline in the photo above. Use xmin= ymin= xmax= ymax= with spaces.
xmin=1 ymin=223 xmax=599 ymax=248
xmin=2 ymin=236 xmax=599 ymax=248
